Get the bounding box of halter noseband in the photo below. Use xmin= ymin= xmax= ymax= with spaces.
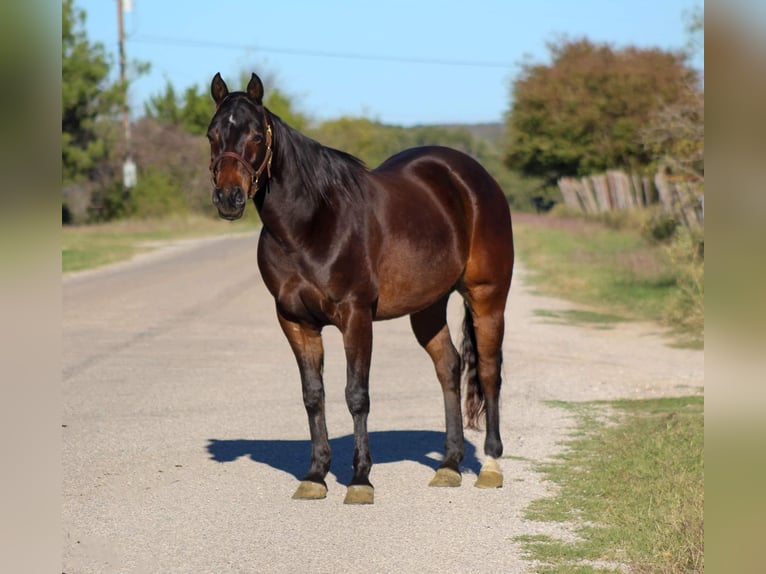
xmin=211 ymin=111 xmax=273 ymax=196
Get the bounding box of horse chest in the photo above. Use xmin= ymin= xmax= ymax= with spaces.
xmin=259 ymin=247 xmax=374 ymax=326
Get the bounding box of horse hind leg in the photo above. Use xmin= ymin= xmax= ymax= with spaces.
xmin=461 ymin=288 xmax=508 ymax=489
xmin=410 ymin=296 xmax=464 ymax=488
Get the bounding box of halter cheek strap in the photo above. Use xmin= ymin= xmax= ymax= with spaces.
xmin=211 ymin=112 xmax=273 ymax=197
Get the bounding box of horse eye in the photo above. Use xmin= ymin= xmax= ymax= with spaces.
xmin=251 ymin=134 xmax=263 ymax=144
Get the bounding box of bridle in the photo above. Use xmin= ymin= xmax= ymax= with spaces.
xmin=210 ymin=109 xmax=273 ymax=197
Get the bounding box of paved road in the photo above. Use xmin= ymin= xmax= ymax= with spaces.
xmin=63 ymin=231 xmax=703 ymax=573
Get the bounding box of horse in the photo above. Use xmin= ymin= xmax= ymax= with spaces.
xmin=206 ymin=73 xmax=514 ymax=504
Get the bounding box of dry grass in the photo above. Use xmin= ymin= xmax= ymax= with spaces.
xmin=62 ymin=213 xmax=259 ymax=273
xmin=512 ymin=213 xmax=702 ymax=347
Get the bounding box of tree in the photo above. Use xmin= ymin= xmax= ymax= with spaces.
xmin=62 ymin=0 xmax=124 ymax=184
xmin=505 ymin=38 xmax=700 ymax=183
xmin=145 ymin=70 xmax=310 ymax=135
xmin=311 ymin=117 xmax=402 ymax=167
xmin=144 ymin=81 xmax=181 ymax=127
xmin=144 ymin=81 xmax=211 ymax=135
xmin=641 ymin=5 xmax=704 ymax=181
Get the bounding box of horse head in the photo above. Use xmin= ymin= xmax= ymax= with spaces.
xmin=207 ymin=73 xmax=272 ymax=220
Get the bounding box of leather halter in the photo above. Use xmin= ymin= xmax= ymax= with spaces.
xmin=210 ymin=110 xmax=273 ymax=197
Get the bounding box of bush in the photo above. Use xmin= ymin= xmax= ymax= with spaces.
xmin=643 ymin=210 xmax=679 ymax=243
xmin=87 ymin=181 xmax=132 ymax=222
xmin=664 ymin=227 xmax=704 ymax=336
xmin=126 ymin=167 xmax=188 ymax=219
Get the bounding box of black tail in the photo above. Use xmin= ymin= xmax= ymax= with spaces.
xmin=461 ymin=301 xmax=484 ymax=430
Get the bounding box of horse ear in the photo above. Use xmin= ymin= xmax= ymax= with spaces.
xmin=246 ymin=73 xmax=264 ymax=105
xmin=211 ymin=72 xmax=228 ymax=106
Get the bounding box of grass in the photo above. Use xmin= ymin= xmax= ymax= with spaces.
xmin=513 ymin=213 xmax=702 ymax=347
xmin=533 ymin=309 xmax=628 ymax=329
xmin=62 ymin=213 xmax=259 ymax=273
xmin=517 ymin=396 xmax=704 ymax=574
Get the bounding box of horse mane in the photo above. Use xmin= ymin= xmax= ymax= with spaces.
xmin=266 ymin=109 xmax=370 ymax=205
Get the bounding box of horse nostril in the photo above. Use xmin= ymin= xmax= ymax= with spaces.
xmin=233 ymin=187 xmax=246 ymax=208
xmin=212 ymin=188 xmax=223 ymax=206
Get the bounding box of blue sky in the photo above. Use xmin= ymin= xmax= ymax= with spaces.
xmin=77 ymin=0 xmax=703 ymax=126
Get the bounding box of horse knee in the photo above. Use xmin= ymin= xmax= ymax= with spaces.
xmin=302 ymin=381 xmax=325 ymax=414
xmin=345 ymin=385 xmax=370 ymax=415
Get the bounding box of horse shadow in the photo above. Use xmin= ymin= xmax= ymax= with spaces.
xmin=207 ymin=430 xmax=481 ymax=485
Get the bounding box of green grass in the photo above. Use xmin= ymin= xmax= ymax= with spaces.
xmin=62 ymin=213 xmax=259 ymax=273
xmin=513 ymin=214 xmax=703 ymax=347
xmin=517 ymin=396 xmax=704 ymax=574
xmin=514 ymin=217 xmax=673 ymax=320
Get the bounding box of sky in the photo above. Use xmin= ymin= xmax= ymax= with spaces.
xmin=77 ymin=0 xmax=703 ymax=127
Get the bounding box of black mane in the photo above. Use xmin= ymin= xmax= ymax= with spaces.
xmin=266 ymin=109 xmax=370 ymax=205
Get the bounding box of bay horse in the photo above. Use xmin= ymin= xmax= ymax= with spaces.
xmin=207 ymin=73 xmax=514 ymax=504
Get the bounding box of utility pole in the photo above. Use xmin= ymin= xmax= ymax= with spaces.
xmin=117 ymin=0 xmax=136 ymax=189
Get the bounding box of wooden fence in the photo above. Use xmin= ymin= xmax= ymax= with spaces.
xmin=558 ymin=171 xmax=704 ymax=227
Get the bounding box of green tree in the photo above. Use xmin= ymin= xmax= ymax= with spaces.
xmin=145 ymin=71 xmax=310 ymax=135
xmin=144 ymin=81 xmax=182 ymax=127
xmin=144 ymin=81 xmax=212 ymax=135
xmin=62 ymin=0 xmax=125 ymax=184
xmin=263 ymin=88 xmax=310 ymax=131
xmin=505 ymin=38 xmax=699 ymax=183
xmin=236 ymin=70 xmax=310 ymax=131
xmin=311 ymin=117 xmax=403 ymax=167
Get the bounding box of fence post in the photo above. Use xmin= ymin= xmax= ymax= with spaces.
xmin=580 ymin=176 xmax=599 ymax=213
xmin=558 ymin=177 xmax=582 ymax=211
xmin=592 ymin=174 xmax=611 ymax=212
xmin=654 ymin=172 xmax=674 ymax=214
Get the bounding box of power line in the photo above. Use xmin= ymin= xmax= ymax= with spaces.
xmin=130 ymin=34 xmax=516 ymax=69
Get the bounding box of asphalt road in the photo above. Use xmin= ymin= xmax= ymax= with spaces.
xmin=63 ymin=231 xmax=703 ymax=573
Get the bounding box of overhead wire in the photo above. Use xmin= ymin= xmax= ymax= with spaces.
xmin=130 ymin=34 xmax=516 ymax=69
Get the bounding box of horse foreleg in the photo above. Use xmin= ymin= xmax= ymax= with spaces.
xmin=277 ymin=311 xmax=330 ymax=500
xmin=339 ymin=306 xmax=375 ymax=504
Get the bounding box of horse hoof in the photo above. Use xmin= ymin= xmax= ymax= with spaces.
xmin=292 ymin=481 xmax=327 ymax=500
xmin=474 ymin=458 xmax=503 ymax=489
xmin=343 ymin=485 xmax=374 ymax=505
xmin=428 ymin=467 xmax=462 ymax=487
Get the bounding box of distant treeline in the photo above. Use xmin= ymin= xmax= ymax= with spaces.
xmin=64 ymin=115 xmax=544 ymax=223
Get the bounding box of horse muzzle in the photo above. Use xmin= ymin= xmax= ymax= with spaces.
xmin=212 ymin=185 xmax=247 ymax=220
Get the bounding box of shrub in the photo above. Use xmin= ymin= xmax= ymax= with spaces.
xmin=664 ymin=227 xmax=704 ymax=336
xmin=643 ymin=210 xmax=679 ymax=243
xmin=126 ymin=167 xmax=188 ymax=219
xmin=87 ymin=181 xmax=132 ymax=222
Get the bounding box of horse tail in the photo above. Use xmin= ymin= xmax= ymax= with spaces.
xmin=461 ymin=301 xmax=484 ymax=430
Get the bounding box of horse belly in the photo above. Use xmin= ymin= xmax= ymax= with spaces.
xmin=374 ymin=232 xmax=464 ymax=320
